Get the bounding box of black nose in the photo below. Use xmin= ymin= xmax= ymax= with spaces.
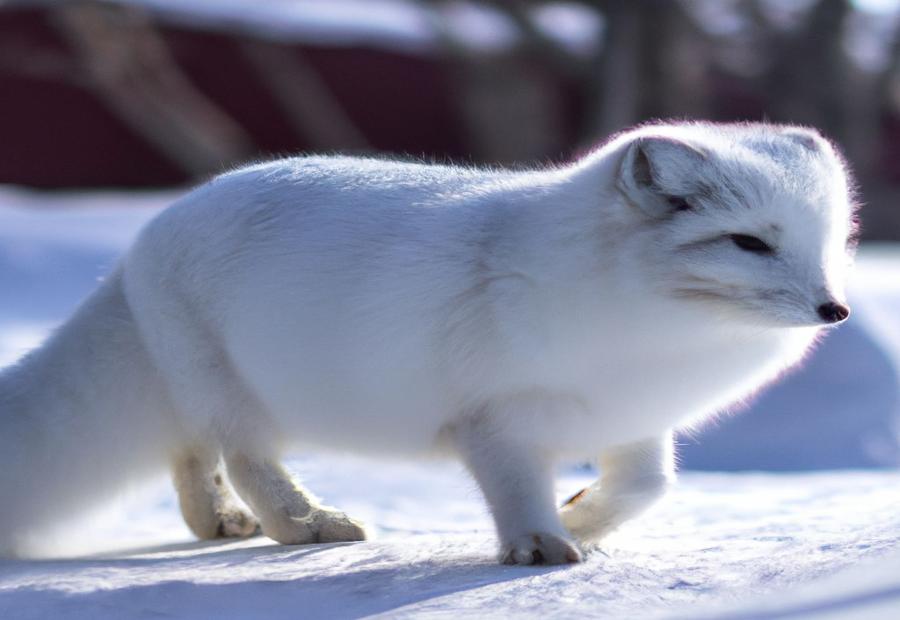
xmin=817 ymin=302 xmax=850 ymax=324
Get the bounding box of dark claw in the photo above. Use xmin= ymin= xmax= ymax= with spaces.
xmin=561 ymin=487 xmax=588 ymax=508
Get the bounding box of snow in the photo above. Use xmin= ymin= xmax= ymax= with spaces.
xmin=108 ymin=0 xmax=606 ymax=57
xmin=679 ymin=309 xmax=900 ymax=470
xmin=1 ymin=460 xmax=899 ymax=619
xmin=1 ymin=187 xmax=900 ymax=618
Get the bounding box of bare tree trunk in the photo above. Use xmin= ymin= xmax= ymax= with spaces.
xmin=427 ymin=1 xmax=567 ymax=164
xmin=240 ymin=41 xmax=370 ymax=152
xmin=52 ymin=2 xmax=254 ymax=177
xmin=585 ymin=0 xmax=642 ymax=140
xmin=582 ymin=0 xmax=709 ymax=144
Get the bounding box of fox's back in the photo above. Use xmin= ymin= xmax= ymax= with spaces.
xmin=122 ymin=157 xmax=526 ymax=451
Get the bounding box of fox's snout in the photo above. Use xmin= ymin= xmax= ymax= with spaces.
xmin=816 ymin=301 xmax=850 ymax=324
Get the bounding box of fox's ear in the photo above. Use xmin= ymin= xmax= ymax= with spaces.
xmin=780 ymin=127 xmax=824 ymax=152
xmin=616 ymin=135 xmax=707 ymax=218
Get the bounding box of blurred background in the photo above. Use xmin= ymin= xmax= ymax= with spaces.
xmin=1 ymin=0 xmax=899 ymax=471
xmin=2 ymin=0 xmax=900 ymax=237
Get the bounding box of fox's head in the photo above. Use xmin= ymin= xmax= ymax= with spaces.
xmin=612 ymin=122 xmax=857 ymax=328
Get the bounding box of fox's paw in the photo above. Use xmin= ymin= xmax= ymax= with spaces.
xmin=216 ymin=508 xmax=261 ymax=538
xmin=264 ymin=507 xmax=367 ymax=545
xmin=560 ymin=505 xmax=616 ymax=544
xmin=500 ymin=532 xmax=583 ymax=566
xmin=187 ymin=507 xmax=260 ymax=540
xmin=313 ymin=508 xmax=368 ymax=543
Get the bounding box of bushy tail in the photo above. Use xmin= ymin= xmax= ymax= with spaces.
xmin=0 ymin=271 xmax=175 ymax=557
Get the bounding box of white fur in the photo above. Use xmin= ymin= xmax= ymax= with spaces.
xmin=0 ymin=122 xmax=855 ymax=563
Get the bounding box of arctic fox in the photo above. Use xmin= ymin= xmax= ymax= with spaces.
xmin=0 ymin=122 xmax=855 ymax=564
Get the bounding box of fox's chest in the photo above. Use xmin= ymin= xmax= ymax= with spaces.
xmin=537 ymin=326 xmax=815 ymax=454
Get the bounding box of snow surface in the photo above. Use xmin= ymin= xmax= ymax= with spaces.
xmin=2 ymin=459 xmax=900 ymax=620
xmin=1 ymin=188 xmax=900 ymax=619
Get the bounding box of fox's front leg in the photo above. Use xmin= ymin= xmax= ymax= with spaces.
xmin=560 ymin=432 xmax=675 ymax=544
xmin=455 ymin=413 xmax=582 ymax=566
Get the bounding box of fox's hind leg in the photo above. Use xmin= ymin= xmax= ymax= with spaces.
xmin=173 ymin=446 xmax=260 ymax=540
xmin=123 ymin=262 xmax=364 ymax=546
xmin=224 ymin=451 xmax=367 ymax=545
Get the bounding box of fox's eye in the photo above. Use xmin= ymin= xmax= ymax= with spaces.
xmin=666 ymin=195 xmax=693 ymax=211
xmin=730 ymin=234 xmax=774 ymax=254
